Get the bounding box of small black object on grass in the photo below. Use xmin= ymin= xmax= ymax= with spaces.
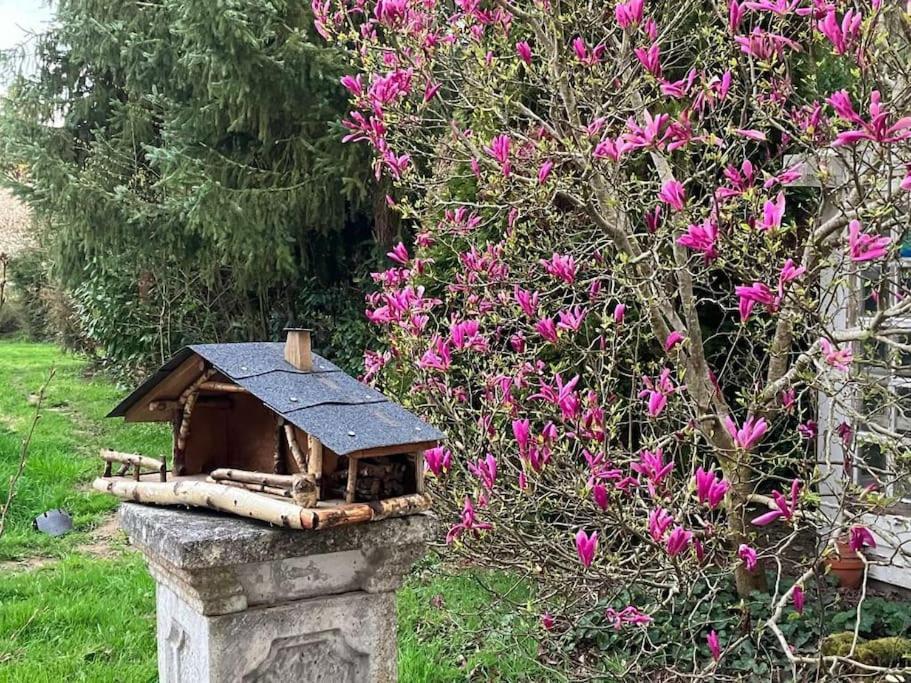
xmin=34 ymin=509 xmax=73 ymax=536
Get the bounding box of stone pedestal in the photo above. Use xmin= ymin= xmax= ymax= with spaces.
xmin=118 ymin=503 xmax=435 ymax=682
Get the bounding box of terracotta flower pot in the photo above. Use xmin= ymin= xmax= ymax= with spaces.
xmin=826 ymin=539 xmax=865 ymax=589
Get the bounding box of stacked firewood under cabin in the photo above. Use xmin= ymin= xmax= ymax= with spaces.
xmin=94 ymin=329 xmax=444 ymax=530
xmin=325 ymin=456 xmax=410 ymax=502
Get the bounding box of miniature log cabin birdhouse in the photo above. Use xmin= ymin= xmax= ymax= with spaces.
xmin=94 ymin=330 xmax=444 ymax=530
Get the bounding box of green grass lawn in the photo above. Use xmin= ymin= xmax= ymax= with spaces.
xmin=0 ymin=339 xmax=550 ymax=681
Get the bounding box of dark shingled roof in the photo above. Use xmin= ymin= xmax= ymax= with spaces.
xmin=108 ymin=343 xmax=444 ymax=456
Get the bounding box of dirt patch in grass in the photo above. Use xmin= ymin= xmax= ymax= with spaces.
xmin=79 ymin=514 xmax=125 ymax=559
xmin=0 ymin=513 xmax=127 ymax=574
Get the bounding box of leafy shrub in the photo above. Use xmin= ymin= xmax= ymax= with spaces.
xmin=569 ymin=575 xmax=911 ymax=677
xmin=0 ymin=295 xmax=24 ymax=335
xmin=6 ymin=249 xmax=50 ymax=340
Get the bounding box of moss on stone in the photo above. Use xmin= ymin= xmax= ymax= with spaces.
xmin=821 ymin=631 xmax=863 ymax=657
xmin=855 ymin=636 xmax=911 ymax=666
xmin=821 ymin=632 xmax=911 ymax=666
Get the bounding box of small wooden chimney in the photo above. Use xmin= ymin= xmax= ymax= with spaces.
xmin=284 ymin=328 xmax=313 ymax=371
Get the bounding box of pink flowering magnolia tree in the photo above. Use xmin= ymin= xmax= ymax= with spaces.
xmin=317 ymin=0 xmax=911 ymax=675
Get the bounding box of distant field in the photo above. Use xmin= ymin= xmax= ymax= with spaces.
xmin=0 ymin=190 xmax=34 ymax=257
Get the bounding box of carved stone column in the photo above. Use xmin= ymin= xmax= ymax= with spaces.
xmin=118 ymin=503 xmax=435 ymax=682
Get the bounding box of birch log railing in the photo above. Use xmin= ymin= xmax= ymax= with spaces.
xmin=93 ymin=474 xmax=432 ymax=530
xmin=100 ymin=449 xmax=167 ymax=482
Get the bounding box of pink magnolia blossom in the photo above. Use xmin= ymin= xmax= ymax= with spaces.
xmin=716 ymin=159 xmax=756 ymax=201
xmin=614 ymin=0 xmax=645 ymax=28
xmin=572 ymin=37 xmax=605 ymax=66
xmin=514 ymin=286 xmax=539 ymax=317
xmin=798 ymin=419 xmax=817 ymax=439
xmin=848 ymin=525 xmax=876 ymax=552
xmin=515 ymin=41 xmax=533 ymax=65
xmin=665 ymin=525 xmax=693 ymax=556
xmin=744 ymin=0 xmax=799 ymax=14
xmin=677 ymin=220 xmax=719 ymax=261
xmin=759 ymin=192 xmax=786 ymax=231
xmin=819 ymin=337 xmax=853 ymax=371
xmin=724 ymin=415 xmax=768 ymax=450
xmin=693 ymin=537 xmax=705 ymax=563
xmin=793 ymin=585 xmax=805 ymax=614
xmin=738 ymin=543 xmax=759 ymax=571
xmin=638 ymin=369 xmax=678 ymax=417
xmin=664 ymin=331 xmax=685 ymax=352
xmin=446 ymin=497 xmax=493 ymax=544
xmin=468 ymin=453 xmax=497 ymax=490
xmin=424 ymin=446 xmax=452 ymax=477
xmin=604 ymin=605 xmax=653 ymax=629
xmin=734 ymin=128 xmax=768 ymax=141
xmin=538 ymin=159 xmax=554 ymax=184
xmin=532 ymin=373 xmax=581 ymax=420
xmin=648 ymin=507 xmax=674 ymax=542
xmin=593 ymin=136 xmax=631 ymax=162
xmin=660 ymin=70 xmax=698 ymax=99
xmin=729 ymin=0 xmax=744 ymax=32
xmin=586 ymin=117 xmax=607 ymax=137
xmin=387 ymin=241 xmax=409 ymax=264
xmin=837 ymin=421 xmax=854 ymax=445
xmin=631 ymin=448 xmax=674 ymax=496
xmin=817 ymin=8 xmax=862 ymax=55
xmin=340 ymin=74 xmax=363 ymax=97
xmin=535 ymin=317 xmax=558 ymax=343
xmin=780 ymin=387 xmax=796 ymax=411
xmin=707 ymin=630 xmax=722 ymax=661
xmin=557 ymin=306 xmax=587 ymax=333
xmin=575 ymin=529 xmax=598 ymax=567
xmin=374 ymin=0 xmax=409 ymax=26
xmin=634 ymin=43 xmax=662 ymax=76
xmin=484 ymin=134 xmax=512 ymax=176
xmin=643 ymin=17 xmax=658 ymax=40
xmin=768 ymin=162 xmax=805 ymax=188
xmin=418 ymin=337 xmax=452 ymax=372
xmin=827 ymin=89 xmax=863 ymax=124
xmin=592 ymin=483 xmax=609 ymax=510
xmin=694 ymin=467 xmax=730 ymax=509
xmin=624 ymin=110 xmax=669 ymax=150
xmin=540 ymin=253 xmax=578 ymax=283
xmin=848 ymin=219 xmax=891 ymax=262
xmin=658 ymin=179 xmax=686 ymax=211
xmin=829 ymin=90 xmax=911 ymax=146
xmin=512 ymin=418 xmax=531 ymax=452
xmin=735 ymin=28 xmax=801 ymax=60
xmin=449 ymin=319 xmax=487 ymax=352
xmin=423 ymin=80 xmax=441 ymax=102
xmin=645 ymin=205 xmax=662 ymax=233
xmin=613 ymin=303 xmax=627 ymax=324
xmin=735 ymin=282 xmax=777 ymax=322
xmin=777 ymin=258 xmax=806 ymax=296
xmin=752 ymin=479 xmax=801 ymax=525
xmin=795 ymin=0 xmax=834 ymax=19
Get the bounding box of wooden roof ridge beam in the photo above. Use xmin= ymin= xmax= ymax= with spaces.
xmin=199 ymin=381 xmax=249 ymax=393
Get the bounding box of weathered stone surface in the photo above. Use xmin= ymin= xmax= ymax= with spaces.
xmin=119 ymin=503 xmax=435 ymax=682
xmin=156 ymin=583 xmax=396 ymax=682
xmin=119 ymin=503 xmax=436 ymax=569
